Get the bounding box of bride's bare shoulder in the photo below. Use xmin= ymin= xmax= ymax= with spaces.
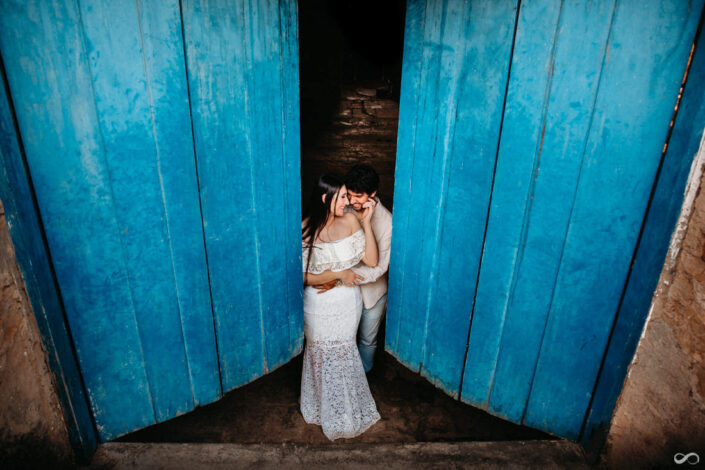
xmin=342 ymin=212 xmax=360 ymax=230
xmin=342 ymin=212 xmax=357 ymax=222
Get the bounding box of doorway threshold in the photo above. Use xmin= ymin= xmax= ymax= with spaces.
xmin=86 ymin=440 xmax=593 ymax=469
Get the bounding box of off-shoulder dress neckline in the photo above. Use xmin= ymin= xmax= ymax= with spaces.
xmin=315 ymin=228 xmax=363 ymax=246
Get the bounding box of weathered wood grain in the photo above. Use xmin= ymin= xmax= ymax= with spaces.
xmin=0 ymin=47 xmax=98 ymax=457
xmin=420 ymin=0 xmax=518 ymax=397
xmin=386 ymin=0 xmax=425 ymax=361
xmin=134 ymin=0 xmax=222 ymax=409
xmin=0 ymin=0 xmax=301 ymax=440
xmin=78 ymin=0 xmax=195 ymax=423
xmin=182 ymin=0 xmax=301 ymax=391
xmin=0 ymin=0 xmax=155 ymax=439
xmin=582 ymin=5 xmax=705 ymax=450
xmin=388 ymin=0 xmax=517 ymax=396
xmin=477 ymin=0 xmax=616 ymax=424
xmin=392 ymin=0 xmax=703 ymax=441
xmin=523 ymin=0 xmax=703 ymax=439
xmin=279 ymin=0 xmax=305 ymax=356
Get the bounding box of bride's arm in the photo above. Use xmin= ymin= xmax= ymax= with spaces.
xmin=305 ymin=270 xmax=341 ymax=285
xmin=361 ymin=225 xmax=378 ymax=268
xmin=304 ymin=269 xmax=363 ymax=286
xmin=351 ymin=207 xmax=378 ymax=268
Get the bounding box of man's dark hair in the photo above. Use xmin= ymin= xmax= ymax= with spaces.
xmin=345 ymin=164 xmax=379 ymax=195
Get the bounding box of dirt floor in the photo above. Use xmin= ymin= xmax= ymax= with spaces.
xmin=118 ymin=350 xmax=552 ymax=445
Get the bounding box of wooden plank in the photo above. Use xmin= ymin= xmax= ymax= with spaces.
xmin=0 ymin=63 xmax=98 ymax=457
xmin=278 ymin=0 xmax=305 ymax=356
xmin=135 ymin=0 xmax=222 ymax=407
xmin=486 ymin=0 xmax=617 ymax=423
xmin=386 ymin=0 xmax=426 ymax=358
xmin=414 ymin=0 xmax=469 ymax=392
xmin=243 ymin=0 xmax=290 ymax=372
xmin=78 ymin=0 xmax=194 ymax=422
xmin=393 ymin=0 xmax=449 ymax=372
xmin=181 ymin=0 xmax=262 ymax=391
xmin=582 ymin=18 xmax=705 ymax=449
xmin=0 ymin=0 xmax=154 ymax=439
xmin=182 ymin=0 xmax=303 ymax=390
xmin=420 ymin=0 xmax=517 ymax=396
xmin=524 ymin=0 xmax=703 ymax=439
xmin=461 ymin=0 xmax=563 ymax=408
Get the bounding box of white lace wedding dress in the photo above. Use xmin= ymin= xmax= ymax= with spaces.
xmin=301 ymin=228 xmax=381 ymax=440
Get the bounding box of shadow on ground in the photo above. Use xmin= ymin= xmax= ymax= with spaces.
xmin=118 ymin=351 xmax=553 ymax=444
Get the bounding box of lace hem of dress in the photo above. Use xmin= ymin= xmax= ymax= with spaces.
xmin=301 ymin=404 xmax=380 ymax=439
xmin=300 ymin=339 xmax=381 ymax=440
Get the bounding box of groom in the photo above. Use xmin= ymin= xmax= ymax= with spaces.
xmin=314 ymin=164 xmax=393 ymax=373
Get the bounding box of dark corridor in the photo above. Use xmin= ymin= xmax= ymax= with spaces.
xmin=299 ymin=0 xmax=406 ymax=210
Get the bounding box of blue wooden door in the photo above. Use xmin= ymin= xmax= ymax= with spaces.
xmin=387 ymin=0 xmax=704 ymax=440
xmin=0 ymin=0 xmax=301 ymax=441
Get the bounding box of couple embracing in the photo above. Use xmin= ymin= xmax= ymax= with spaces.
xmin=300 ymin=164 xmax=392 ymax=440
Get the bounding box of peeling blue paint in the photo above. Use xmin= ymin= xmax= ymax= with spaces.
xmin=388 ymin=0 xmax=704 ymax=442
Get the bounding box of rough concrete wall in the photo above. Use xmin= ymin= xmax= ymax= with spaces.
xmin=301 ymin=81 xmax=399 ymax=211
xmin=0 ymin=200 xmax=73 ymax=466
xmin=604 ymin=143 xmax=705 ymax=468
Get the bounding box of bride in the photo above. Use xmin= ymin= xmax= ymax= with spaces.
xmin=300 ymin=173 xmax=381 ymax=440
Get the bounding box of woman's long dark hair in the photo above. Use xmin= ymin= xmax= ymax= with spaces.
xmin=302 ymin=173 xmax=344 ymax=275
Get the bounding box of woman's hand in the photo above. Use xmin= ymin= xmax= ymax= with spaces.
xmin=358 ymin=200 xmax=379 ymax=267
xmin=337 ymin=269 xmax=364 ymax=286
xmin=361 ymin=200 xmax=376 ymax=225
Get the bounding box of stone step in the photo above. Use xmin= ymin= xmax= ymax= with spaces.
xmin=87 ymin=440 xmax=596 ymax=469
